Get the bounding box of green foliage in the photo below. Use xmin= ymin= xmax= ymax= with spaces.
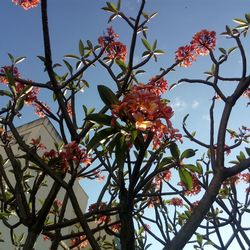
xmin=97 ymin=85 xmax=119 ymax=108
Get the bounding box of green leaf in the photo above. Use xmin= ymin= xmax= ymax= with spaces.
xmin=142 ymin=51 xmax=151 ymax=58
xmin=97 ymin=85 xmax=118 ymax=108
xmin=170 ymin=142 xmax=180 ymax=160
xmin=102 ymin=6 xmax=113 ymax=12
xmin=211 ymin=64 xmax=215 ymax=73
xmin=196 ymin=234 xmax=203 ymax=246
xmin=117 ymin=0 xmax=121 ymax=10
xmin=115 ymin=59 xmax=127 ymax=72
xmin=76 ymin=61 xmax=83 ymax=71
xmin=226 ymin=25 xmax=232 ymax=35
xmin=184 ymin=164 xmax=199 ymax=174
xmin=152 ymin=40 xmax=157 ymax=51
xmin=245 ymin=13 xmax=250 ymax=23
xmin=228 ymin=46 xmax=238 ymax=55
xmin=15 ymin=56 xmax=26 ymax=64
xmin=63 ymin=60 xmax=73 ymax=74
xmin=37 ymin=55 xmax=46 ymax=63
xmin=141 ymin=38 xmax=152 ymax=51
xmin=181 ymin=149 xmax=196 ymax=159
xmin=219 ymin=47 xmax=226 ymax=54
xmin=142 ymin=11 xmax=149 ymax=19
xmin=107 ymin=133 xmax=122 ymax=155
xmin=79 ymin=40 xmax=84 ymax=56
xmin=135 ymin=70 xmax=145 ymax=75
xmin=108 ymin=13 xmax=117 ymax=23
xmin=236 ymin=24 xmax=249 ymax=30
xmin=150 ymin=12 xmax=158 ymax=19
xmin=245 ymin=147 xmax=250 ymax=156
xmin=64 ymin=54 xmax=81 ymax=60
xmin=107 ymin=2 xmax=117 ymax=12
xmin=16 ymin=98 xmax=24 ymax=111
xmin=0 ymin=212 xmax=11 ymax=220
xmin=8 ymin=53 xmax=14 ymax=64
xmin=87 ymin=128 xmax=115 ymax=152
xmin=237 ymin=151 xmax=246 ymax=161
xmin=233 ymin=18 xmax=247 ymax=25
xmin=115 ymin=135 xmax=127 ymax=168
xmin=159 ymin=157 xmax=173 ymax=168
xmin=153 ymin=49 xmax=165 ymax=55
xmin=53 ymin=63 xmax=62 ymax=69
xmin=179 ymin=168 xmax=193 ymax=190
xmin=196 ymin=162 xmax=203 ymax=175
xmin=87 ymin=40 xmax=93 ymax=50
xmin=0 ymin=90 xmax=12 ymax=97
xmin=86 ymin=113 xmax=112 ymax=126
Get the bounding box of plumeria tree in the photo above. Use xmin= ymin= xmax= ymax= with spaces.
xmin=0 ymin=0 xmax=249 ymax=249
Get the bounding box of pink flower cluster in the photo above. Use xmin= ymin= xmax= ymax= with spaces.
xmin=43 ymin=141 xmax=91 ymax=172
xmin=152 ymin=170 xmax=172 ymax=190
xmin=30 ymin=138 xmax=46 ymax=150
xmin=178 ymin=173 xmax=201 ymax=196
xmin=98 ymin=27 xmax=127 ymax=62
xmin=112 ymin=76 xmax=182 ymax=148
xmin=169 ymin=197 xmax=183 ymax=207
xmin=0 ymin=65 xmax=50 ymax=117
xmin=12 ymin=0 xmax=40 ymax=10
xmin=70 ymin=236 xmax=88 ymax=249
xmin=175 ymin=29 xmax=216 ymax=67
xmin=88 ymin=202 xmax=110 ymax=224
xmin=0 ymin=66 xmax=20 ymax=83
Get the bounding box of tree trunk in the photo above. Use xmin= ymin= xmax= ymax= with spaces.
xmin=119 ymin=188 xmax=135 ymax=250
xmin=167 ymin=174 xmax=223 ymax=250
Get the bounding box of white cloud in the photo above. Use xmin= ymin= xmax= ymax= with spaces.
xmin=171 ymin=97 xmax=187 ymax=112
xmin=191 ymin=100 xmax=199 ymax=109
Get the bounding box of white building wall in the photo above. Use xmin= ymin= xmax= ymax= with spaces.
xmin=0 ymin=118 xmax=88 ymax=249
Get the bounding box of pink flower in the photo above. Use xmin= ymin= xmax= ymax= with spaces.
xmin=71 ymin=236 xmax=88 ymax=249
xmin=147 ymin=196 xmax=161 ymax=208
xmin=169 ymin=197 xmax=183 ymax=207
xmin=223 ymin=173 xmax=241 ymax=186
xmin=163 ymin=170 xmax=172 ymax=181
xmin=242 ymin=88 xmax=250 ymax=98
xmin=30 ymin=138 xmax=46 ymax=150
xmin=43 ymin=235 xmax=50 ymax=241
xmin=241 ymin=173 xmax=250 ymax=183
xmin=53 ymin=199 xmax=63 ymax=208
xmin=175 ymin=45 xmax=196 ymax=67
xmin=191 ymin=29 xmax=216 ymax=55
xmin=33 ymin=102 xmax=50 ymax=118
xmin=175 ymin=29 xmax=216 ymax=67
xmin=98 ymin=27 xmax=127 ymax=62
xmin=88 ymin=202 xmax=109 ymax=224
xmin=12 ymin=0 xmax=40 ymax=10
xmin=0 ymin=66 xmax=20 ymax=84
xmin=43 ymin=142 xmax=91 ymax=172
xmin=179 ymin=174 xmax=201 ymax=196
xmin=189 ymin=200 xmax=200 ymax=212
xmin=105 ymin=41 xmax=127 ymax=62
xmin=15 ymin=81 xmax=40 ymax=105
xmin=112 ymin=79 xmax=181 ymax=149
xmin=98 ymin=27 xmax=119 ymax=46
xmin=110 ymin=223 xmax=121 ymax=233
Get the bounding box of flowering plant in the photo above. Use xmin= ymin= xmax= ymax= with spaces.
xmin=0 ymin=1 xmax=249 ymax=250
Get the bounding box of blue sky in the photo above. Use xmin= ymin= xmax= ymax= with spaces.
xmin=1 ymin=0 xmax=249 ymax=201
xmin=0 ymin=0 xmax=249 ymax=135
xmin=0 ymin=0 xmax=250 ymax=249
xmin=0 ymin=1 xmax=250 ymax=249
xmin=0 ymin=0 xmax=249 ymax=194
